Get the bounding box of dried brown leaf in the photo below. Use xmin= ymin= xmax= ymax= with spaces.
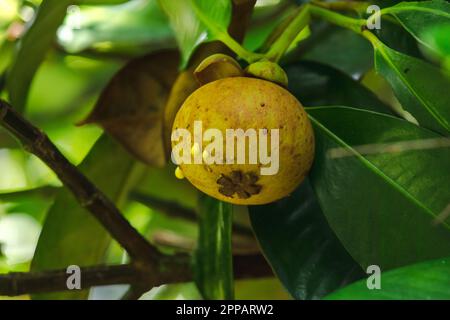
xmin=82 ymin=50 xmax=180 ymax=166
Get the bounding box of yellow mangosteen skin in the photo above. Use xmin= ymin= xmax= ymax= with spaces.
xmin=172 ymin=77 xmax=315 ymax=205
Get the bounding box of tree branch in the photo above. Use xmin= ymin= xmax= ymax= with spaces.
xmin=0 ymin=254 xmax=272 ymax=297
xmin=0 ymin=264 xmax=137 ymax=296
xmin=0 ymin=100 xmax=159 ymax=265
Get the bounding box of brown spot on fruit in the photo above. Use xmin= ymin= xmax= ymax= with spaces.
xmin=217 ymin=171 xmax=262 ymax=199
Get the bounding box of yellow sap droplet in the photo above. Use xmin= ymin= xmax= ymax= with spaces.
xmin=191 ymin=143 xmax=201 ymax=157
xmin=175 ymin=166 xmax=185 ymax=180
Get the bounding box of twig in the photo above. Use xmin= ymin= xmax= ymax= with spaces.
xmin=0 ymin=264 xmax=137 ymax=296
xmin=0 ymin=100 xmax=159 ymax=265
xmin=0 ymin=254 xmax=272 ymax=297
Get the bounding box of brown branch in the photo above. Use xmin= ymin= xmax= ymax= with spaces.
xmin=0 ymin=264 xmax=137 ymax=297
xmin=0 ymin=100 xmax=159 ymax=265
xmin=0 ymin=254 xmax=272 ymax=297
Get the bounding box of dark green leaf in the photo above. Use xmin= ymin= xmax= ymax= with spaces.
xmin=158 ymin=0 xmax=231 ymax=68
xmin=250 ymin=179 xmax=364 ymax=300
xmin=372 ymin=39 xmax=450 ymax=135
xmin=194 ymin=195 xmax=234 ymax=300
xmin=298 ymin=27 xmax=373 ymax=78
xmin=326 ymin=257 xmax=450 ymax=300
xmin=31 ymin=135 xmax=138 ymax=299
xmin=308 ymin=106 xmax=450 ymax=270
xmin=285 ymin=60 xmax=392 ymax=113
xmin=374 ymin=20 xmax=422 ymax=58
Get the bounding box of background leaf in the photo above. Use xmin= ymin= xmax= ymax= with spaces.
xmin=57 ymin=0 xmax=174 ymax=56
xmin=421 ymin=24 xmax=450 ymax=68
xmin=7 ymin=0 xmax=72 ymax=111
xmin=6 ymin=0 xmax=132 ymax=112
xmin=158 ymin=0 xmax=232 ymax=68
xmin=249 ymin=179 xmax=364 ymax=300
xmin=31 ymin=136 xmax=138 ymax=300
xmin=308 ymin=106 xmax=450 ymax=270
xmin=194 ymin=195 xmax=234 ymax=300
xmin=294 ymin=27 xmax=373 ymax=78
xmin=326 ymin=257 xmax=450 ymax=300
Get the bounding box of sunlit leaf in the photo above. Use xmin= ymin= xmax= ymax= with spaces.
xmin=326 ymin=257 xmax=450 ymax=300
xmin=421 ymin=24 xmax=450 ymax=67
xmin=158 ymin=0 xmax=232 ymax=68
xmin=6 ymin=0 xmax=132 ymax=111
xmin=382 ymin=0 xmax=450 ymax=58
xmin=7 ymin=0 xmax=72 ymax=111
xmin=58 ymin=0 xmax=173 ymax=55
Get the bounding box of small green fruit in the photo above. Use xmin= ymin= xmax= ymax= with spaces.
xmin=245 ymin=60 xmax=288 ymax=87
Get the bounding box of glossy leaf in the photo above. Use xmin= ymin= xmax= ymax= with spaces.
xmin=250 ymin=179 xmax=364 ymax=300
xmin=326 ymin=257 xmax=450 ymax=300
xmin=158 ymin=0 xmax=232 ymax=68
xmin=194 ymin=195 xmax=234 ymax=300
xmin=31 ymin=136 xmax=138 ymax=299
xmin=382 ymin=0 xmax=450 ymax=57
xmin=372 ymin=39 xmax=450 ymax=135
xmin=308 ymin=106 xmax=450 ymax=270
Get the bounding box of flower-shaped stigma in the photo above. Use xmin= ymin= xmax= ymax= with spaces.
xmin=217 ymin=170 xmax=262 ymax=199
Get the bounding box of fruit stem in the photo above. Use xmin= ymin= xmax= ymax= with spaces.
xmin=265 ymin=3 xmax=368 ymax=63
xmin=308 ymin=4 xmax=366 ymax=34
xmin=189 ymin=0 xmax=264 ymax=63
xmin=216 ymin=32 xmax=265 ymax=63
xmin=265 ymin=5 xmax=310 ymax=62
xmin=310 ymin=0 xmax=371 ymax=15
